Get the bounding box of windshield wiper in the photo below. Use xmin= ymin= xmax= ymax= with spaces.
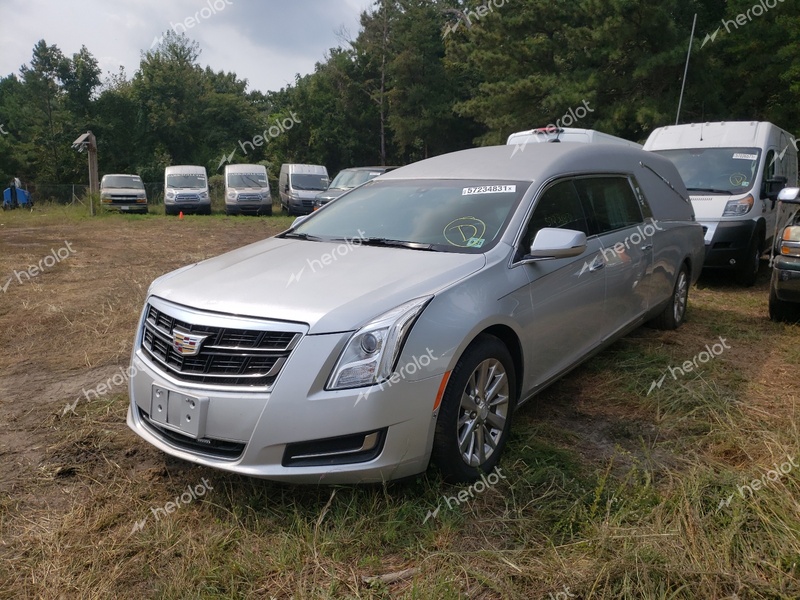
xmin=360 ymin=237 xmax=437 ymax=251
xmin=686 ymin=187 xmax=733 ymax=195
xmin=281 ymin=232 xmax=326 ymax=241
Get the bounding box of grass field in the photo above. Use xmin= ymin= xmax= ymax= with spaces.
xmin=1 ymin=204 xmax=798 ymax=599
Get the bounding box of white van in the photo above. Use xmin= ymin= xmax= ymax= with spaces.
xmin=644 ymin=122 xmax=798 ymax=285
xmin=224 ymin=164 xmax=271 ymax=216
xmin=164 ymin=165 xmax=210 ymax=215
xmin=279 ymin=164 xmax=329 ymax=215
xmin=507 ymin=127 xmax=642 ymax=149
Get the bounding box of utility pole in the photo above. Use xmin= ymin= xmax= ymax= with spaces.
xmin=72 ymin=130 xmax=99 ymax=215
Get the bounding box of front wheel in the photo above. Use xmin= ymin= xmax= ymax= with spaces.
xmin=650 ymin=264 xmax=689 ymax=330
xmin=431 ymin=334 xmax=516 ymax=483
xmin=736 ymin=236 xmax=762 ymax=286
xmin=769 ymin=283 xmax=800 ymax=323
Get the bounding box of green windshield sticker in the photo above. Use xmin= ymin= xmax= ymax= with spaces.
xmin=444 ymin=217 xmax=487 ymax=247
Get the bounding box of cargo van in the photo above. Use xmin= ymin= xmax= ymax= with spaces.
xmin=224 ymin=164 xmax=272 ymax=216
xmin=644 ymin=121 xmax=798 ymax=285
xmin=507 ymin=127 xmax=642 ymax=150
xmin=279 ymin=164 xmax=328 ymax=215
xmin=164 ymin=165 xmax=210 ymax=215
xmin=100 ymin=174 xmax=148 ymax=213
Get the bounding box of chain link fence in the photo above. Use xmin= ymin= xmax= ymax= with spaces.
xmin=24 ymin=183 xmax=165 ymax=205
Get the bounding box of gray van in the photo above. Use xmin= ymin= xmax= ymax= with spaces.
xmin=224 ymin=164 xmax=271 ymax=216
xmin=279 ymin=164 xmax=328 ymax=215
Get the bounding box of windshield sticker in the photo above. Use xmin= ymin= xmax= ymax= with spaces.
xmin=732 ymin=153 xmax=758 ymax=160
xmin=729 ymin=173 xmax=747 ymax=186
xmin=444 ymin=217 xmax=487 ymax=247
xmin=462 ymin=185 xmax=516 ymax=195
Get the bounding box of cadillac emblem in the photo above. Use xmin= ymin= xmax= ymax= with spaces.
xmin=172 ymin=330 xmax=208 ymax=356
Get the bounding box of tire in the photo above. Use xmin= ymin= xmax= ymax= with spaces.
xmin=165 ymin=206 xmax=176 ymax=216
xmin=431 ymin=334 xmax=516 ymax=483
xmin=769 ymin=282 xmax=800 ymax=323
xmin=650 ymin=264 xmax=690 ymax=330
xmin=736 ymin=236 xmax=762 ymax=287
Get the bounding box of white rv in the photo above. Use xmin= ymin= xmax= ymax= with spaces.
xmin=164 ymin=165 xmax=210 ymax=215
xmin=224 ymin=164 xmax=272 ymax=216
xmin=279 ymin=164 xmax=329 ymax=215
xmin=644 ymin=122 xmax=798 ymax=285
xmin=507 ymin=127 xmax=642 ymax=149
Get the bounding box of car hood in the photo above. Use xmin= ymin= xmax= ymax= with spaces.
xmin=168 ymin=187 xmax=207 ymax=193
xmin=316 ymin=188 xmax=347 ymax=201
xmin=102 ymin=187 xmax=144 ymax=194
xmin=150 ymin=237 xmax=486 ymax=333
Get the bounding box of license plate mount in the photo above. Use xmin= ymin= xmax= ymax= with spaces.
xmin=150 ymin=385 xmax=209 ymax=438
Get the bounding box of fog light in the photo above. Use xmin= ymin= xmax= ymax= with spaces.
xmin=729 ymin=259 xmax=736 ymax=265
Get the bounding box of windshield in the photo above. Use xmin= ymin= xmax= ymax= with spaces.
xmin=655 ymin=147 xmax=761 ymax=194
xmin=290 ymin=180 xmax=528 ymax=253
xmin=329 ymin=169 xmax=383 ymax=190
xmin=291 ymin=173 xmax=328 ymax=191
xmin=102 ymin=175 xmax=143 ymax=189
xmin=228 ymin=173 xmax=267 ymax=188
xmin=167 ymin=174 xmax=207 ymax=189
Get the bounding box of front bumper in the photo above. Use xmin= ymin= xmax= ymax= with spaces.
xmin=701 ymin=220 xmax=757 ymax=269
xmin=225 ymin=202 xmax=271 ymax=215
xmin=103 ymin=202 xmax=148 ymax=213
xmin=126 ymin=332 xmax=442 ymax=483
xmin=772 ymin=256 xmax=800 ymax=303
xmin=165 ymin=200 xmax=211 ymax=212
xmin=287 ymin=198 xmax=315 ymax=214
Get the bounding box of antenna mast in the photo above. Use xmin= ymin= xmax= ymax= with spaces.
xmin=676 ymin=14 xmax=697 ymax=126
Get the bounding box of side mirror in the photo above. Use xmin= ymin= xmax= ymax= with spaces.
xmin=524 ymin=228 xmax=587 ymax=260
xmin=766 ymin=176 xmax=788 ymax=200
xmin=777 ymin=187 xmax=800 ymax=204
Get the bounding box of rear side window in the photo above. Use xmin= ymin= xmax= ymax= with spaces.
xmin=574 ymin=177 xmax=644 ymax=235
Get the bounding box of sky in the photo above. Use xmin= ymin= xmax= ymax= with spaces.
xmin=0 ymin=0 xmax=370 ymax=93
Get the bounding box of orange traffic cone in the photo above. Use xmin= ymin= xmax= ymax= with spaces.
xmin=179 ymin=211 xmax=184 ymax=220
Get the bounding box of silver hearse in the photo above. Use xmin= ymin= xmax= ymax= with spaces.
xmin=127 ymin=144 xmax=704 ymax=484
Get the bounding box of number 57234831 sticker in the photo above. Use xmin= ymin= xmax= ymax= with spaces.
xmin=462 ymin=185 xmax=516 ymax=195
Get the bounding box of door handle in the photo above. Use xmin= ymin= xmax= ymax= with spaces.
xmin=589 ymin=255 xmax=605 ymax=272
xmin=641 ymin=243 xmax=653 ymax=251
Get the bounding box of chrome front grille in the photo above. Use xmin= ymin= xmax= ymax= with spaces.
xmin=175 ymin=193 xmax=200 ymax=202
xmin=237 ymin=193 xmax=261 ymax=202
xmin=140 ymin=300 xmax=302 ymax=388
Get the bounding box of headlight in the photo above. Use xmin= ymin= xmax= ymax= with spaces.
xmin=723 ymin=194 xmax=754 ymax=217
xmin=780 ymin=226 xmax=800 ymax=258
xmin=166 ymin=191 xmax=175 ymax=200
xmin=227 ymin=191 xmax=237 ymax=200
xmin=327 ymin=296 xmax=432 ymax=389
xmin=200 ymin=191 xmax=210 ymax=200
